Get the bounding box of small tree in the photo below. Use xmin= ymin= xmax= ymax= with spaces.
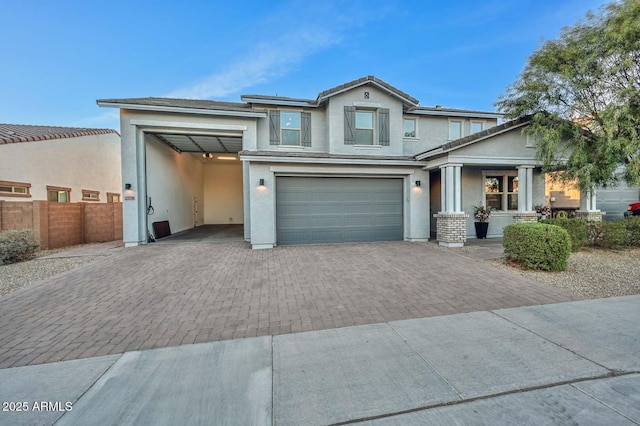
xmin=496 ymin=0 xmax=640 ymax=190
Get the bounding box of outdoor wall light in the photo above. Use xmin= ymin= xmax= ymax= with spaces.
xmin=125 ymin=183 xmax=132 ymax=190
xmin=415 ymin=180 xmax=421 ymax=187
xmin=259 ymin=179 xmax=265 ymax=186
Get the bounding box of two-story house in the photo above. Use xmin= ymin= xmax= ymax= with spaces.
xmin=98 ymin=76 xmax=603 ymax=249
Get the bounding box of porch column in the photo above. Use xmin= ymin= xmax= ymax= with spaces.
xmin=435 ymin=164 xmax=468 ymax=247
xmin=513 ymin=166 xmax=537 ymax=223
xmin=516 ymin=166 xmax=535 ymax=212
xmin=577 ymin=189 xmax=604 ymax=221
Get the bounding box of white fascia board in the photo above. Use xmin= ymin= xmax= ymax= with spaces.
xmin=240 ymin=97 xmax=318 ymax=108
xmin=97 ymin=102 xmax=266 ymax=118
xmin=239 ymin=154 xmax=422 ymax=167
xmin=411 ymin=109 xmax=502 ymax=119
xmin=423 ymin=155 xmax=540 ymax=170
xmin=268 ymin=165 xmax=416 ymax=176
xmin=318 ymin=81 xmax=418 ymax=106
xmin=129 ymin=119 xmax=248 ymax=132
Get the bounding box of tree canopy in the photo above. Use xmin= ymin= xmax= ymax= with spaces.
xmin=496 ymin=0 xmax=640 ymax=190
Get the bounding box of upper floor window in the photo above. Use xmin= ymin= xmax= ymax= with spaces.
xmin=281 ymin=112 xmax=301 ymax=145
xmin=0 ymin=180 xmax=31 ymax=198
xmin=449 ymin=120 xmax=462 ymax=140
xmin=47 ymin=185 xmax=70 ymax=203
xmin=470 ymin=121 xmax=485 ymax=134
xmin=404 ymin=118 xmax=416 ymax=138
xmin=485 ymin=174 xmax=518 ymax=211
xmin=269 ymin=110 xmax=311 ymax=147
xmin=355 ymin=110 xmax=374 ymax=144
xmin=344 ymin=106 xmax=390 ymax=146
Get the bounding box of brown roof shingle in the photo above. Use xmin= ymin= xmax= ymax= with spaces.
xmin=0 ymin=123 xmax=118 ymax=144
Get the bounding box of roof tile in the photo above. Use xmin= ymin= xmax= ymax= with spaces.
xmin=0 ymin=124 xmax=118 ymax=144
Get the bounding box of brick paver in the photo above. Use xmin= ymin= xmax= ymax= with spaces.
xmin=0 ymin=241 xmax=577 ymax=369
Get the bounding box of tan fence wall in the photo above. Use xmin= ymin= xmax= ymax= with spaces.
xmin=0 ymin=201 xmax=122 ymax=249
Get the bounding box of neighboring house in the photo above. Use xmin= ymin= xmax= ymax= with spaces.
xmin=0 ymin=124 xmax=122 ymax=203
xmin=97 ymin=76 xmax=603 ymax=249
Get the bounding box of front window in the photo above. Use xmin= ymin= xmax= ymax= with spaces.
xmin=404 ymin=118 xmax=416 ymax=138
xmin=280 ymin=112 xmax=301 ymax=145
xmin=449 ymin=120 xmax=462 ymax=140
xmin=355 ymin=111 xmax=374 ymax=145
xmin=485 ymin=174 xmax=518 ymax=211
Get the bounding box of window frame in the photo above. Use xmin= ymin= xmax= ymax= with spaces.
xmin=107 ymin=192 xmax=121 ymax=203
xmin=47 ymin=185 xmax=71 ymax=203
xmin=280 ymin=111 xmax=302 ymax=146
xmin=448 ymin=119 xmax=463 ymax=140
xmin=355 ymin=109 xmax=375 ymax=145
xmin=82 ymin=189 xmax=100 ymax=202
xmin=403 ymin=117 xmax=417 ymax=138
xmin=470 ymin=120 xmax=486 ymax=134
xmin=482 ymin=171 xmax=519 ymax=212
xmin=0 ymin=180 xmax=31 ymax=198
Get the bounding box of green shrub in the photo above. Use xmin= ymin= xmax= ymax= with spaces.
xmin=543 ymin=218 xmax=589 ymax=251
xmin=626 ymin=216 xmax=640 ymax=247
xmin=0 ymin=229 xmax=40 ymax=265
xmin=592 ymin=220 xmax=628 ymax=249
xmin=503 ymin=222 xmax=571 ymax=271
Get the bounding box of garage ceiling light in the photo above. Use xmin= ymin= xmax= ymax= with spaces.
xmin=202 ymin=153 xmax=214 ymax=159
xmin=217 ymin=155 xmax=237 ymax=160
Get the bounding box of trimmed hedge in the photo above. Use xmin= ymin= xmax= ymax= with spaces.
xmin=544 ymin=217 xmax=640 ymax=250
xmin=625 ymin=216 xmax=640 ymax=247
xmin=543 ymin=218 xmax=589 ymax=251
xmin=0 ymin=229 xmax=40 ymax=265
xmin=503 ymin=222 xmax=571 ymax=271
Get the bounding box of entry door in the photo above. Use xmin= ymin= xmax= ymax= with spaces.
xmin=276 ymin=177 xmax=403 ymax=245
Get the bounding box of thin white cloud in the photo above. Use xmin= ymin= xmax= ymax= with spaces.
xmin=166 ymin=26 xmax=341 ymax=99
xmin=165 ymin=1 xmax=388 ymax=100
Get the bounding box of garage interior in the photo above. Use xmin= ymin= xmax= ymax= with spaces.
xmin=144 ymin=130 xmax=244 ymax=241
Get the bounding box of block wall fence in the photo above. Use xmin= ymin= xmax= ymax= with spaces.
xmin=0 ymin=201 xmax=122 ymax=249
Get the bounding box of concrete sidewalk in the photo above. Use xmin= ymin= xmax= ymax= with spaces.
xmin=1 ymin=295 xmax=638 ymax=425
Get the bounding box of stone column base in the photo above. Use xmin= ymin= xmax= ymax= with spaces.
xmin=434 ymin=213 xmax=469 ymax=247
xmin=575 ymin=210 xmax=605 ymax=221
xmin=512 ymin=212 xmax=539 ymax=223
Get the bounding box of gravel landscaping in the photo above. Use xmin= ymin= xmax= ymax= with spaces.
xmin=492 ymin=248 xmax=640 ymax=299
xmin=0 ymin=245 xmax=110 ymax=297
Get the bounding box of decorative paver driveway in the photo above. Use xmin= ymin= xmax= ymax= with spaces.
xmin=0 ymin=241 xmax=576 ymax=369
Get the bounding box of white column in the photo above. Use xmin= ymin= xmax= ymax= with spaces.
xmin=517 ymin=166 xmax=534 ymax=212
xmin=440 ymin=165 xmax=446 ymax=213
xmin=454 ymin=165 xmax=462 ymax=213
xmin=581 ymin=189 xmax=599 ymax=211
xmin=526 ymin=167 xmax=533 ymax=211
xmin=445 ymin=166 xmax=455 ymax=212
xmin=517 ymin=166 xmax=527 ymax=212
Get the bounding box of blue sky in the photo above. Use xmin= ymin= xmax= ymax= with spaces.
xmin=1 ymin=0 xmax=609 ymax=131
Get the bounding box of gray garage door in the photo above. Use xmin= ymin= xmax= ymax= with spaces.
xmin=276 ymin=177 xmax=403 ymax=245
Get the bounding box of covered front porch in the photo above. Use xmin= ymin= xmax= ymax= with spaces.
xmin=417 ymin=117 xmax=603 ymax=247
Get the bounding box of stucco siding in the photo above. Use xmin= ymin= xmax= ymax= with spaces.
xmin=145 ymin=135 xmax=203 ymax=236
xmin=0 ymin=133 xmax=121 ymax=202
xmin=203 ymin=163 xmax=244 ymax=224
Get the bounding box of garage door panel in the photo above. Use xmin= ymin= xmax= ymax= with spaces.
xmin=276 ymin=177 xmax=403 ymax=245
